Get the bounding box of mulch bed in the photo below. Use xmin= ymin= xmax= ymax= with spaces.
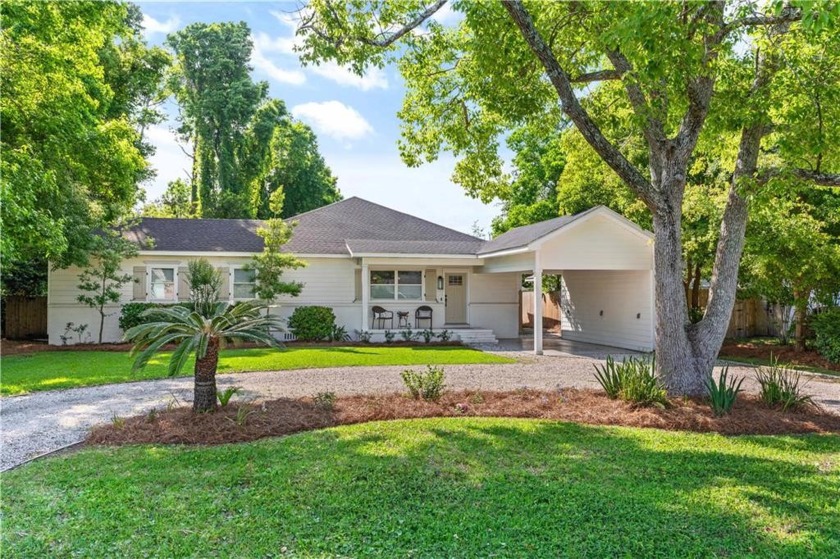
xmin=87 ymin=389 xmax=840 ymax=447
xmin=720 ymin=340 xmax=840 ymax=373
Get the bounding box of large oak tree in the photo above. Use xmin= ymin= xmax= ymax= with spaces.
xmin=295 ymin=0 xmax=839 ymax=394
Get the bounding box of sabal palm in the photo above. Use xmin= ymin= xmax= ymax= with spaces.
xmin=126 ymin=301 xmax=283 ymax=412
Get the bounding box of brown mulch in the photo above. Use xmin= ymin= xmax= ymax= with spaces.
xmin=720 ymin=340 xmax=840 ymax=373
xmin=87 ymin=389 xmax=840 ymax=447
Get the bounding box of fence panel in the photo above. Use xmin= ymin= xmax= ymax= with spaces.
xmin=2 ymin=296 xmax=48 ymax=340
xmin=520 ymin=291 xmax=561 ymax=331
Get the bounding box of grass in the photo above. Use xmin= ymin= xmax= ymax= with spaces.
xmin=2 ymin=418 xmax=838 ymax=558
xmin=0 ymin=346 xmax=514 ymax=395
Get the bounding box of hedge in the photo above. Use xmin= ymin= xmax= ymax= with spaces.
xmin=287 ymin=306 xmax=336 ymax=341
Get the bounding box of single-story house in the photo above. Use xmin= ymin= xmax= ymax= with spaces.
xmin=48 ymin=197 xmax=655 ymax=353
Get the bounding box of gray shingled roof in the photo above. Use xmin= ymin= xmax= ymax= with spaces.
xmin=128 ymin=197 xmax=483 ymax=256
xmin=477 ymin=206 xmax=601 ymax=255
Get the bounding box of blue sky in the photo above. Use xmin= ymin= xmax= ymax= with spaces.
xmin=137 ymin=1 xmax=499 ymax=234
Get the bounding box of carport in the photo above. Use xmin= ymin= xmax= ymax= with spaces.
xmin=477 ymin=206 xmax=655 ymax=355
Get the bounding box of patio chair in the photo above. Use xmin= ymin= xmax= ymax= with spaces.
xmin=415 ymin=305 xmax=433 ymax=329
xmin=371 ymin=306 xmax=394 ymax=329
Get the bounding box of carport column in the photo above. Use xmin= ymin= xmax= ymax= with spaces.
xmin=361 ymin=261 xmax=370 ymax=332
xmin=533 ymin=252 xmax=543 ymax=355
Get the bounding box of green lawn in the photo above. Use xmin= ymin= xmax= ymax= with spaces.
xmin=0 ymin=346 xmax=514 ymax=395
xmin=3 ymin=418 xmax=838 ymax=558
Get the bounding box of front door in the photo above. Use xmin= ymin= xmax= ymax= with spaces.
xmin=445 ymin=273 xmax=467 ymax=324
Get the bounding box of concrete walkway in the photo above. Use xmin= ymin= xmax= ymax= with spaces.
xmin=2 ymin=355 xmax=839 ymax=471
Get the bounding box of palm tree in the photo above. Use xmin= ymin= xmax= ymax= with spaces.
xmin=125 ymin=301 xmax=283 ymax=412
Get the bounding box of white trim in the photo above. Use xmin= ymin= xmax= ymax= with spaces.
xmin=229 ymin=265 xmax=257 ymax=302
xmin=475 ymin=246 xmax=531 ymax=259
xmin=361 ymin=262 xmax=370 ymax=331
xmin=349 ymin=252 xmax=480 ymax=259
xmin=367 ymin=268 xmax=424 ymax=302
xmin=147 ymin=265 xmax=178 ymax=303
xmin=533 ymin=252 xmax=543 ymax=355
xmin=443 ymin=269 xmax=471 ymax=325
xmin=530 ymin=206 xmax=653 ymax=251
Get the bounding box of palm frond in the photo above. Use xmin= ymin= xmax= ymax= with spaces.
xmin=168 ymin=337 xmax=197 ymax=377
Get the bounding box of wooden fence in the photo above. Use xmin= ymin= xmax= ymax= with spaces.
xmin=520 ymin=290 xmax=562 ymax=331
xmin=2 ymin=296 xmax=48 ymax=340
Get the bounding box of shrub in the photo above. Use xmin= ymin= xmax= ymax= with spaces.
xmin=119 ymin=302 xmax=194 ymax=332
xmin=329 ymin=325 xmax=350 ymax=342
xmin=420 ymin=329 xmax=435 ymax=343
xmin=704 ymin=366 xmax=744 ymax=416
xmin=811 ymin=308 xmax=840 ymax=363
xmin=384 ymin=330 xmax=395 ymax=343
xmin=401 ymin=365 xmax=446 ymax=402
xmin=217 ymin=386 xmax=241 ymax=407
xmin=400 ymin=328 xmax=415 ymax=342
xmin=186 ymin=258 xmax=222 ymax=316
xmin=355 ymin=329 xmax=372 ymax=343
xmin=313 ymin=391 xmax=336 ymax=411
xmin=437 ymin=329 xmax=452 ymax=342
xmin=755 ymin=356 xmax=815 ymax=411
xmin=593 ymin=356 xmax=624 ymax=399
xmin=593 ymin=356 xmax=668 ymax=407
xmin=288 ymin=306 xmax=336 ymax=341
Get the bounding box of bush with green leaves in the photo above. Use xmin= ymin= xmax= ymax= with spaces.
xmin=400 ymin=328 xmax=415 ymax=342
xmin=811 ymin=308 xmax=840 ymax=363
xmin=328 ymin=325 xmax=350 ymax=342
xmin=401 ymin=365 xmax=446 ymax=402
xmin=593 ymin=356 xmax=668 ymax=407
xmin=704 ymin=366 xmax=744 ymax=416
xmin=217 ymin=386 xmax=241 ymax=407
xmin=119 ymin=302 xmax=197 ymax=332
xmin=384 ymin=330 xmax=395 ymax=343
xmin=420 ymin=329 xmax=435 ymax=343
xmin=186 ymin=258 xmax=222 ymax=317
xmin=355 ymin=329 xmax=372 ymax=343
xmin=436 ymin=329 xmax=452 ymax=342
xmin=288 ymin=306 xmax=336 ymax=341
xmin=313 ymin=391 xmax=336 ymax=410
xmin=755 ymin=356 xmax=815 ymax=412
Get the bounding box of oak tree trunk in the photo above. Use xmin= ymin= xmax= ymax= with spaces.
xmin=193 ymin=337 xmax=220 ymax=412
xmin=793 ymin=289 xmax=807 ymax=352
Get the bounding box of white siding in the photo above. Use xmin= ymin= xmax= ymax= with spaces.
xmin=538 ymin=214 xmax=652 ymax=271
xmin=469 ymin=272 xmax=520 ymax=338
xmin=48 ymin=255 xmax=358 ymax=345
xmin=479 ymin=252 xmax=534 ymax=273
xmin=559 ymin=270 xmax=654 ymax=351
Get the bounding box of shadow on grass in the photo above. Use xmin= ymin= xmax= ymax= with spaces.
xmin=4 ymin=418 xmax=838 ymax=558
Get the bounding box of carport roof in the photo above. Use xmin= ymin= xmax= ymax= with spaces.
xmin=476 ymin=206 xmax=601 ymax=255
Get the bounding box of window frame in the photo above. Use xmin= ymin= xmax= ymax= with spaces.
xmin=369 ymin=269 xmax=423 ymax=301
xmin=231 ymin=266 xmax=257 ymax=301
xmin=147 ymin=265 xmax=177 ymax=302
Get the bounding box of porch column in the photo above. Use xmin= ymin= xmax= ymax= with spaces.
xmin=533 ymin=253 xmax=543 ymax=355
xmin=361 ymin=261 xmax=370 ymax=331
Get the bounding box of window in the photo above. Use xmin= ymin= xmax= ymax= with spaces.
xmin=370 ymin=270 xmax=422 ymax=300
xmin=233 ymin=268 xmax=256 ymax=299
xmin=150 ymin=267 xmax=176 ymax=300
xmin=448 ymin=275 xmax=464 ymax=287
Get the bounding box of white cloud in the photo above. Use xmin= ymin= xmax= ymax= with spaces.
xmin=143 ymin=125 xmax=192 ymax=200
xmin=292 ymin=101 xmax=374 ymax=141
xmin=141 ymin=14 xmax=180 ymax=37
xmin=269 ymin=9 xmax=300 ymax=30
xmin=251 ymin=32 xmax=307 ymax=85
xmin=309 ymin=61 xmax=388 ymax=91
xmin=431 ymin=3 xmax=461 ymax=24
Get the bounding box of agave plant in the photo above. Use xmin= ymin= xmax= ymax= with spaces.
xmin=125 ymin=301 xmax=283 ymax=412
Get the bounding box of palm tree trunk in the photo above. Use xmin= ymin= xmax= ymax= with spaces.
xmin=193 ymin=337 xmax=219 ymax=412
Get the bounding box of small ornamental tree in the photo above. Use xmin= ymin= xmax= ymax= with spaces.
xmin=185 ymin=258 xmax=223 ymax=317
xmin=76 ymin=229 xmax=138 ymax=344
xmin=247 ymin=191 xmax=306 ymax=308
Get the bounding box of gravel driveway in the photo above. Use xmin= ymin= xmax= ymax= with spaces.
xmin=3 ymin=354 xmax=839 ymax=471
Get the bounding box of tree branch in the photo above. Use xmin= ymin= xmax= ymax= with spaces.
xmin=794 ymin=169 xmax=840 ymax=186
xmin=569 ymin=69 xmax=622 ymax=83
xmin=501 ymin=0 xmax=656 ymax=206
xmin=299 ymin=0 xmax=449 ymax=49
xmin=723 ymin=8 xmax=802 ymax=34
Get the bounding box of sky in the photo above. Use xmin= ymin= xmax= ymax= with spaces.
xmin=137 ymin=1 xmax=499 ymax=234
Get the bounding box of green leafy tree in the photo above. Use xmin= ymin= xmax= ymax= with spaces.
xmin=141 ymin=179 xmax=195 ymax=218
xmin=296 ymin=0 xmax=840 ymax=395
xmin=77 ymin=229 xmax=139 ymax=344
xmin=185 ymin=258 xmax=223 ymax=317
xmin=741 ymin=182 xmax=840 ymax=350
xmin=1 ymin=0 xmax=157 ymax=269
xmin=126 ymin=302 xmax=283 ymax=412
xmin=248 ymin=195 xmax=306 ymax=306
xmin=168 ymin=22 xmax=267 ymax=217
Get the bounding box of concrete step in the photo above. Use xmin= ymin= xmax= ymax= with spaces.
xmin=453 ymin=329 xmax=498 ymax=345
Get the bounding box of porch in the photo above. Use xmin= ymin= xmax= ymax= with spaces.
xmin=497 ymin=334 xmax=645 ymax=359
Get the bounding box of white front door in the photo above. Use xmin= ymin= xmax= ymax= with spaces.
xmin=445 ymin=273 xmax=467 ymax=324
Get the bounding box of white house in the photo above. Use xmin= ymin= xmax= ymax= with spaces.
xmin=47 ymin=197 xmax=655 ymax=353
